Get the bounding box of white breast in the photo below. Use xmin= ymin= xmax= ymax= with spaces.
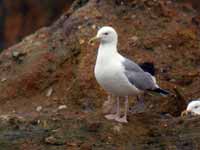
xmin=94 ymin=53 xmax=140 ymax=96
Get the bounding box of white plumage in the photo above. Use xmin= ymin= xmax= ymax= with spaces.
xmin=186 ymin=100 xmax=200 ymax=115
xmin=95 ymin=51 xmax=141 ymax=96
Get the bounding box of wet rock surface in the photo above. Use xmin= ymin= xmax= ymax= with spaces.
xmin=0 ymin=0 xmax=200 ymax=149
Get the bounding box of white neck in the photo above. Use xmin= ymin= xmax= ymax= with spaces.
xmin=96 ymin=42 xmax=118 ymax=65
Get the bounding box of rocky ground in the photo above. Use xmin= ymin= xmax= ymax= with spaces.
xmin=0 ymin=0 xmax=200 ymax=149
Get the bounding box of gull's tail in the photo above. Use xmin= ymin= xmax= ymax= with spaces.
xmin=149 ymin=88 xmax=170 ymax=96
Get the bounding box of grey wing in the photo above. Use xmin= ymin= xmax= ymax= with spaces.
xmin=125 ymin=71 xmax=157 ymax=91
xmin=122 ymin=58 xmax=143 ymax=72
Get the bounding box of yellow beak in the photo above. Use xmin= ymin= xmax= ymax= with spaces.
xmin=89 ymin=36 xmax=99 ymax=44
xmin=181 ymin=110 xmax=193 ymax=117
xmin=181 ymin=110 xmax=188 ymax=117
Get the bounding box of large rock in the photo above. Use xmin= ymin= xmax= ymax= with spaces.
xmin=0 ymin=0 xmax=199 ymax=149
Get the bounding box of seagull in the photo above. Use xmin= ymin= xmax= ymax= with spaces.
xmin=90 ymin=26 xmax=169 ymax=123
xmin=182 ymin=100 xmax=200 ymax=116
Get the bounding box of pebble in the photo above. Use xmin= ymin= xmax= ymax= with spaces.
xmin=130 ymin=36 xmax=139 ymax=42
xmin=79 ymin=39 xmax=85 ymax=45
xmin=78 ymin=25 xmax=82 ymax=29
xmin=112 ymin=124 xmax=123 ymax=133
xmin=92 ymin=24 xmax=96 ymax=29
xmin=1 ymin=78 xmax=7 ymax=82
xmin=46 ymin=87 xmax=53 ymax=97
xmin=36 ymin=106 xmax=42 ymax=112
xmin=0 ymin=115 xmax=10 ymax=121
xmin=149 ymin=104 xmax=154 ymax=109
xmin=131 ymin=15 xmax=136 ymax=19
xmin=168 ymin=44 xmax=172 ymax=48
xmin=44 ymin=136 xmax=65 ymax=145
xmin=58 ymin=105 xmax=67 ymax=110
xmin=12 ymin=51 xmax=20 ymax=58
xmin=12 ymin=51 xmax=26 ymax=58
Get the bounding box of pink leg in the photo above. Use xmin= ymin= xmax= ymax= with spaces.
xmin=107 ymin=94 xmax=111 ymax=101
xmin=115 ymin=96 xmax=128 ymax=123
xmin=104 ymin=96 xmax=120 ymax=120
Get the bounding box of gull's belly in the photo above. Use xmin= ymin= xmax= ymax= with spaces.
xmin=95 ymin=65 xmax=140 ymax=96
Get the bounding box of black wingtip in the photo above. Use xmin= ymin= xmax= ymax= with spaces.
xmin=149 ymin=88 xmax=170 ymax=96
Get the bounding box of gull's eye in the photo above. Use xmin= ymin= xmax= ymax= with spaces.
xmin=194 ymin=106 xmax=199 ymax=109
xmin=104 ymin=32 xmax=109 ymax=35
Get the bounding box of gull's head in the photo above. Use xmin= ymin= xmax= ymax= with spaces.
xmin=89 ymin=26 xmax=118 ymax=44
xmin=182 ymin=100 xmax=200 ymax=116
